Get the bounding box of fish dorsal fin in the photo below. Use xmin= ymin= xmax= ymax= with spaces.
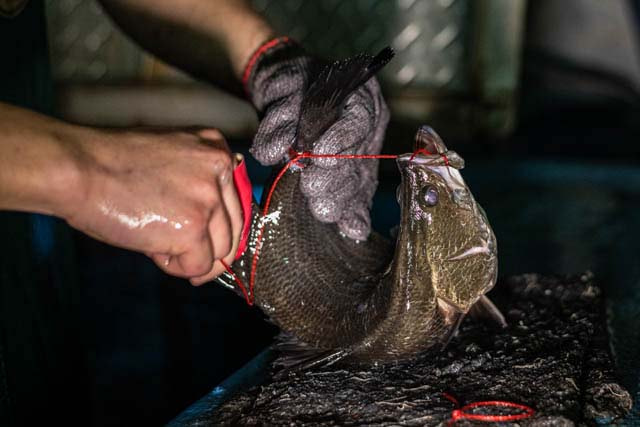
xmin=297 ymin=46 xmax=394 ymax=152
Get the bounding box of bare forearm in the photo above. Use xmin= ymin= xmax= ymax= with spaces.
xmin=0 ymin=102 xmax=85 ymax=217
xmin=0 ymin=101 xmax=244 ymax=280
xmin=98 ymin=0 xmax=275 ymax=94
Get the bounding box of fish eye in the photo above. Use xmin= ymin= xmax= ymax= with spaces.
xmin=421 ymin=185 xmax=439 ymax=207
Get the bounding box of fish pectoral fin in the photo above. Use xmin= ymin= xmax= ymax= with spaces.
xmin=469 ymin=295 xmax=507 ymax=328
xmin=436 ymin=298 xmax=466 ymax=350
xmin=272 ymin=333 xmax=349 ymax=377
xmin=446 ymin=245 xmax=491 ymax=261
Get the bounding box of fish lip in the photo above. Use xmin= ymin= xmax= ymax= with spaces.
xmin=396 ymin=153 xmax=442 ymax=163
xmin=396 ymin=153 xmax=454 ymax=168
xmin=396 ymin=151 xmax=465 ymax=171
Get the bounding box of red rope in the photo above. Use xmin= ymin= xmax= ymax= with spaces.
xmin=221 ymin=148 xmax=450 ymax=305
xmin=443 ymin=392 xmax=535 ymax=425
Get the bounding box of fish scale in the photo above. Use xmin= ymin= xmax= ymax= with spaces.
xmin=220 ymin=47 xmax=501 ymax=365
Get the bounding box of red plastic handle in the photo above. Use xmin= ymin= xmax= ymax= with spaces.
xmin=232 ymin=155 xmax=253 ymax=260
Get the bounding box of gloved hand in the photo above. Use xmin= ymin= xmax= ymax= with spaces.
xmin=243 ymin=37 xmax=389 ymax=241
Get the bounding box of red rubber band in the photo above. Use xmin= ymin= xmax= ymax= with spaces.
xmin=443 ymin=392 xmax=535 ymax=425
xmin=242 ymin=36 xmax=291 ymax=96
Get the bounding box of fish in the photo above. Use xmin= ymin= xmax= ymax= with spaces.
xmin=217 ymin=47 xmax=505 ymax=367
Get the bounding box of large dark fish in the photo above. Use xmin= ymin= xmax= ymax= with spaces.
xmin=218 ymin=47 xmax=504 ymax=366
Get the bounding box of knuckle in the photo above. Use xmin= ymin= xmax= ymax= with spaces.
xmin=183 ymin=211 xmax=208 ymax=236
xmin=310 ymin=196 xmax=341 ymax=223
xmin=261 ymin=88 xmax=303 ymax=112
xmin=300 ymin=174 xmax=321 ymax=196
xmin=255 ymin=119 xmax=297 ymax=145
xmin=192 ymin=180 xmax=220 ymax=206
xmin=211 ymin=154 xmax=233 ymax=174
xmin=177 ymin=129 xmax=202 ymax=142
xmin=301 ymin=167 xmax=335 ymax=195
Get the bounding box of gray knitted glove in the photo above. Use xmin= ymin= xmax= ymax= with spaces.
xmin=244 ymin=37 xmax=389 ymax=241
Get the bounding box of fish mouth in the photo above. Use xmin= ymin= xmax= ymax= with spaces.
xmin=396 ymin=151 xmax=465 ymax=170
xmin=396 ymin=153 xmax=448 ymax=167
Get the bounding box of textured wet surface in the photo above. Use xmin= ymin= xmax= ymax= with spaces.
xmin=179 ymin=273 xmax=632 ymax=426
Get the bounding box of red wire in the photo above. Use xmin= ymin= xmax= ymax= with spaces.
xmin=443 ymin=392 xmax=535 ymax=425
xmin=221 ymin=148 xmax=449 ymax=306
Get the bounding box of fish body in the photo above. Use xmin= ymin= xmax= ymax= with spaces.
xmin=219 ymin=48 xmax=501 ymax=365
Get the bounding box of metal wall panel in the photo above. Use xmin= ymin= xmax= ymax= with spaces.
xmin=45 ymin=0 xmax=527 ymax=138
xmin=254 ymin=0 xmax=471 ymax=92
xmin=45 ymin=0 xmax=144 ymax=81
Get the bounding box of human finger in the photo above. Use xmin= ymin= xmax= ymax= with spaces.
xmin=300 ymin=163 xmax=358 ymax=199
xmin=311 ymin=91 xmax=375 ymax=169
xmin=189 ymin=156 xmax=244 ymax=285
xmin=149 ymin=230 xmax=214 ymax=278
xmin=306 ymin=169 xmax=360 ymax=223
xmin=337 ymin=202 xmax=371 ymax=241
xmin=189 ymin=260 xmax=227 ymax=286
xmin=250 ymin=97 xmax=301 ymax=165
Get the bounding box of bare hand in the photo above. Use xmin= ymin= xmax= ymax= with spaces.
xmin=66 ymin=127 xmax=242 ymax=285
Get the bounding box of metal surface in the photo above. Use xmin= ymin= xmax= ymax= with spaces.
xmin=252 ymin=0 xmax=527 ymax=137
xmin=45 ymin=0 xmax=145 ymax=81
xmin=253 ymin=0 xmax=470 ymax=91
xmin=168 ymin=349 xmax=273 ymax=426
xmin=45 ymin=0 xmax=527 ymax=138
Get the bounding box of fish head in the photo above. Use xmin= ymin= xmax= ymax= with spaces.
xmin=395 ymin=127 xmax=498 ymax=314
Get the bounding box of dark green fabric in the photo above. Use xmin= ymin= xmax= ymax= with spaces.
xmin=0 ymin=1 xmax=87 ymax=424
